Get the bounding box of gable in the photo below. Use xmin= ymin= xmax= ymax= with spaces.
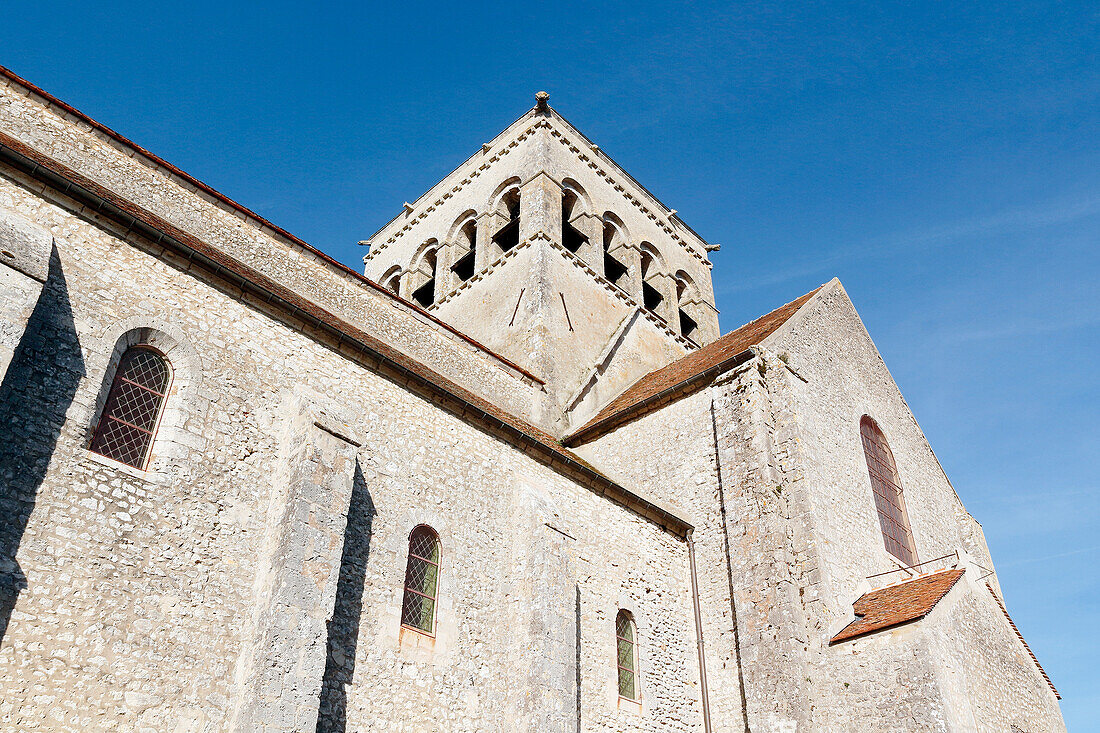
xmin=565 ymin=284 xmax=823 ymax=444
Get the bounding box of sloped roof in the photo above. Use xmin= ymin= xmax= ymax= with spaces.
xmin=0 ymin=64 xmax=540 ymax=386
xmin=830 ymin=568 xmax=965 ymax=644
xmin=0 ymin=68 xmax=691 ymax=537
xmin=986 ymin=582 xmax=1060 ymax=698
xmin=565 ymin=285 xmax=823 ymax=445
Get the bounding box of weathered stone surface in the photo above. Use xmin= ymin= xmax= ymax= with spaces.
xmin=0 ymin=71 xmax=1065 ymax=733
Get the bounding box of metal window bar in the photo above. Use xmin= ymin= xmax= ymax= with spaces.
xmin=89 ymin=347 xmax=169 ymax=469
xmin=861 ymin=418 xmax=917 ymax=566
xmin=401 ymin=528 xmax=440 ymax=634
xmin=866 ymin=551 xmax=960 ymax=581
xmin=616 ymin=612 xmax=637 ymax=700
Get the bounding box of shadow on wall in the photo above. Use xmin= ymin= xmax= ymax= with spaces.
xmin=0 ymin=246 xmax=85 ymax=644
xmin=316 ymin=460 xmax=376 ymax=733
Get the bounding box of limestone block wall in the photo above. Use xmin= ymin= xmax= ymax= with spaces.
xmin=819 ymin=564 xmax=1065 ymax=732
xmin=362 ymin=115 xmax=719 ymax=345
xmin=929 ymin=572 xmax=1065 ymax=731
xmin=0 ymin=208 xmax=50 ymax=380
xmin=0 ymin=74 xmax=537 ymax=422
xmin=0 ymin=159 xmax=703 ymax=731
xmin=763 ymin=282 xmax=992 ymax=618
xmin=758 ymin=280 xmax=1064 ymax=730
xmin=433 ymin=237 xmax=687 ymax=429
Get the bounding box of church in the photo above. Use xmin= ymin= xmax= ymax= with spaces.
xmin=0 ymin=67 xmax=1065 ymax=732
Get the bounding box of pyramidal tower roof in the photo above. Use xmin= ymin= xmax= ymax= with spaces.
xmin=361 ymin=92 xmax=716 ymax=264
xmin=359 ymin=92 xmax=726 ymax=433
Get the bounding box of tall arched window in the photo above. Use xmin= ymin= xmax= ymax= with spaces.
xmin=491 ymin=189 xmax=521 ymax=252
xmin=89 ymin=346 xmax=171 ymax=469
xmin=860 ymin=416 xmax=917 ymax=566
xmin=410 ymin=249 xmax=438 ymax=307
xmin=615 ymin=610 xmax=639 ymax=700
xmin=401 ymin=525 xmax=441 ymax=634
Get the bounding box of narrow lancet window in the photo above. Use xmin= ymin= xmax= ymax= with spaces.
xmin=615 ymin=610 xmax=638 ymax=700
xmin=89 ymin=346 xmax=171 ymax=469
xmin=603 ymin=221 xmax=628 ymax=286
xmin=411 ymin=249 xmax=437 ymax=307
xmin=640 ymin=251 xmax=664 ymax=313
xmin=401 ymin=525 xmax=441 ymax=633
xmin=492 ymin=190 xmax=521 ymax=252
xmin=860 ymin=416 xmax=918 ymax=566
xmin=562 ymin=190 xmax=587 ymax=253
xmin=451 ymin=220 xmax=477 ymax=282
xmin=676 ymin=276 xmax=698 ymax=340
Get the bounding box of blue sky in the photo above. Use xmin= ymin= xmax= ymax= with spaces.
xmin=4 ymin=1 xmax=1098 ymax=725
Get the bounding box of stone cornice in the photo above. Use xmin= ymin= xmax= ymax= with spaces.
xmin=363 ymin=115 xmax=714 ymax=272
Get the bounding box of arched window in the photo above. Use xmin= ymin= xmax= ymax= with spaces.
xmin=561 ymin=189 xmax=587 ymax=253
xmin=401 ymin=525 xmax=441 ymax=634
xmin=89 ymin=346 xmax=171 ymax=469
xmin=410 ymin=248 xmax=438 ymax=308
xmin=860 ymin=416 xmax=917 ymax=566
xmin=640 ymin=249 xmax=664 ymax=313
xmin=675 ymin=271 xmax=699 ymax=340
xmin=602 ymin=215 xmax=629 ymax=287
xmin=380 ymin=265 xmax=402 ymax=296
xmin=492 ymin=189 xmax=521 ymax=252
xmin=615 ymin=610 xmax=639 ymax=700
xmin=451 ymin=219 xmax=477 ymax=282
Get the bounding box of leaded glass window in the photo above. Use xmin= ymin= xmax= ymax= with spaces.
xmin=860 ymin=416 xmax=918 ymax=566
xmin=615 ymin=610 xmax=638 ymax=700
xmin=401 ymin=525 xmax=440 ymax=633
xmin=89 ymin=347 xmax=170 ymax=469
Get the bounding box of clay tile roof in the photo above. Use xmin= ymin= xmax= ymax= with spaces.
xmin=565 ymin=285 xmax=822 ymax=444
xmin=986 ymin=582 xmax=1060 ymax=699
xmin=830 ymin=568 xmax=965 ymax=644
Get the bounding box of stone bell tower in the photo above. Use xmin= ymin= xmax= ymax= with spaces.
xmin=362 ymin=92 xmax=721 ymax=433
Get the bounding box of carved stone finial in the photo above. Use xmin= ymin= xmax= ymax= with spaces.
xmin=535 ymin=91 xmax=550 ymax=112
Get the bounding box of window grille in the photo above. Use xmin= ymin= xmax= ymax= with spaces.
xmin=615 ymin=610 xmax=638 ymax=700
xmin=401 ymin=525 xmax=441 ymax=633
xmin=860 ymin=416 xmax=917 ymax=566
xmin=89 ymin=347 xmax=170 ymax=469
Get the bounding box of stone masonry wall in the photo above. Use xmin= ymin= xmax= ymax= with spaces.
xmin=762 ymin=281 xmax=1064 ymax=731
xmin=575 ymin=354 xmax=826 ymax=733
xmin=0 ymin=158 xmax=703 ymax=731
xmin=0 ymin=76 xmax=537 ymax=422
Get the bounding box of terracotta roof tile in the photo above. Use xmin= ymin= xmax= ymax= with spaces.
xmin=986 ymin=582 xmax=1060 ymax=699
xmin=830 ymin=568 xmax=965 ymax=644
xmin=0 ymin=64 xmax=541 ymax=386
xmin=565 ymin=286 xmax=822 ymax=444
xmin=0 ymin=129 xmax=692 ymax=538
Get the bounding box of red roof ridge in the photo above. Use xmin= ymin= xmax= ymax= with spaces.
xmin=564 ymin=284 xmax=825 ymax=445
xmin=0 ymin=63 xmax=541 ymax=386
xmin=830 ymin=567 xmax=965 ymax=644
xmin=985 ymin=582 xmax=1060 ymax=699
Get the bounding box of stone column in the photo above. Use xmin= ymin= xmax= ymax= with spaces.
xmin=609 ymin=242 xmax=641 ymax=300
xmin=568 ymin=212 xmax=603 ymax=271
xmin=434 ymin=241 xmax=459 ymax=297
xmin=229 ymin=398 xmax=361 ymax=733
xmin=475 ymin=212 xmax=508 ymax=272
xmin=519 ymin=172 xmax=562 ymax=244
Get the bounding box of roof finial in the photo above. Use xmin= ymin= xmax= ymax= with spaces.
xmin=535 ymin=91 xmax=550 ymax=113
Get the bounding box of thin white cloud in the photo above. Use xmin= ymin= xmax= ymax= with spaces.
xmin=719 ymin=192 xmax=1100 ymax=295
